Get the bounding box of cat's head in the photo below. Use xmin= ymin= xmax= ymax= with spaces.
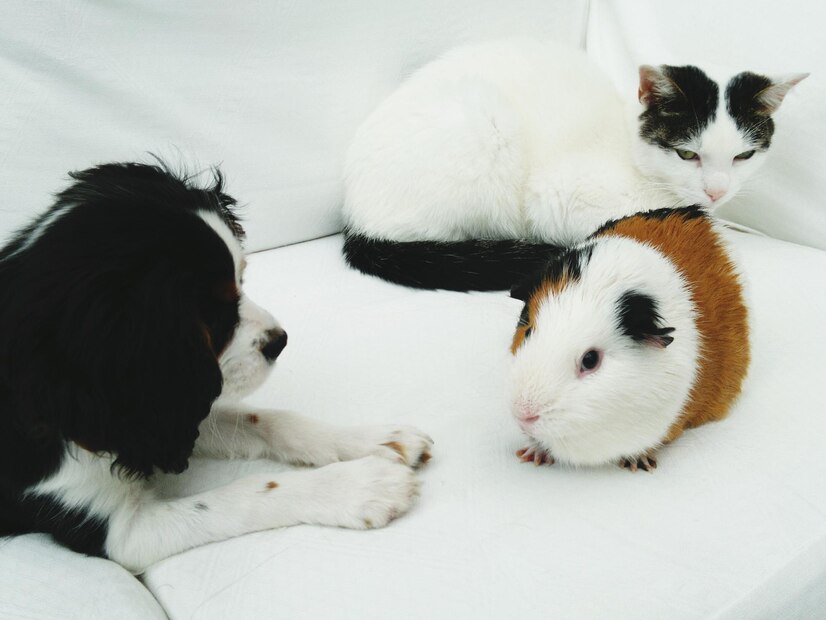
xmin=632 ymin=64 xmax=807 ymax=209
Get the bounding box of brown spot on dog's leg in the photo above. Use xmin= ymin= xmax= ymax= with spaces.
xmin=248 ymin=414 xmax=259 ymax=425
xmin=265 ymin=481 xmax=278 ymax=490
xmin=382 ymin=441 xmax=408 ymax=463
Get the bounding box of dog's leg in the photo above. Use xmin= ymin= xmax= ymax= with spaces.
xmin=106 ymin=454 xmax=419 ymax=573
xmin=195 ymin=404 xmax=433 ymax=468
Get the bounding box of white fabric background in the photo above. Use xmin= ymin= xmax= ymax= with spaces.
xmin=1 ymin=1 xmax=825 ymax=618
xmin=0 ymin=534 xmax=166 ymax=619
xmin=0 ymin=0 xmax=588 ymax=253
xmin=142 ymin=230 xmax=826 ymax=619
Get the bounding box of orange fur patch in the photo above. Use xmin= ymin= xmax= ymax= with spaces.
xmin=510 ymin=261 xmax=581 ymax=355
xmin=594 ymin=210 xmax=750 ymax=439
xmin=510 ymin=325 xmax=531 ymax=355
xmin=265 ymin=481 xmax=278 ymax=490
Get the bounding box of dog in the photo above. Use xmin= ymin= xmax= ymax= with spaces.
xmin=0 ymin=162 xmax=432 ymax=573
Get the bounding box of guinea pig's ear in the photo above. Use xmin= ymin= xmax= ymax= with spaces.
xmin=58 ymin=272 xmax=225 ymax=478
xmin=617 ymin=291 xmax=675 ymax=349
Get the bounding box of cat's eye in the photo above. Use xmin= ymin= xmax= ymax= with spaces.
xmin=734 ymin=150 xmax=756 ymax=161
xmin=578 ymin=349 xmax=602 ymax=376
xmin=675 ymin=149 xmax=699 ymax=161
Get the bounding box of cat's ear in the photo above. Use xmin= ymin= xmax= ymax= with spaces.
xmin=638 ymin=65 xmax=674 ymax=107
xmin=758 ymin=73 xmax=809 ymax=114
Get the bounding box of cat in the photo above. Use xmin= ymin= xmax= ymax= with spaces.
xmin=341 ymin=38 xmax=806 ymax=290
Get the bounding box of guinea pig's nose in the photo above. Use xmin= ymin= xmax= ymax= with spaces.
xmin=261 ymin=328 xmax=288 ymax=361
xmin=513 ymin=401 xmax=540 ymax=425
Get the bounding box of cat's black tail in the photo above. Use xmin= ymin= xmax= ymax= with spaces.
xmin=342 ymin=231 xmax=563 ymax=291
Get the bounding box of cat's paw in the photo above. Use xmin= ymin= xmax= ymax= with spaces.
xmin=337 ymin=425 xmax=434 ymax=468
xmin=516 ymin=439 xmax=555 ymax=466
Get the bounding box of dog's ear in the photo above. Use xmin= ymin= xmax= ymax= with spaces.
xmin=75 ymin=268 xmax=229 ymax=477
xmin=35 ymin=264 xmax=230 ymax=478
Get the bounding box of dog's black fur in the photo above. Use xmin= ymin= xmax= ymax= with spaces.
xmin=0 ymin=163 xmax=244 ymax=554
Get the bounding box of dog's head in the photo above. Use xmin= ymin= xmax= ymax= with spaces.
xmin=0 ymin=162 xmax=284 ymax=478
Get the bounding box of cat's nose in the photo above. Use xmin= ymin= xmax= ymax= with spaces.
xmin=705 ymin=188 xmax=726 ymax=202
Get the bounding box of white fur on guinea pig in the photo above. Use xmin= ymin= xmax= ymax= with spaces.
xmin=509 ymin=236 xmax=700 ymax=466
xmin=510 ymin=207 xmax=750 ymax=470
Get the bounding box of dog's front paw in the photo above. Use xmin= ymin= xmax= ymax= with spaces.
xmin=337 ymin=425 xmax=434 ymax=468
xmin=309 ymin=456 xmax=420 ymax=529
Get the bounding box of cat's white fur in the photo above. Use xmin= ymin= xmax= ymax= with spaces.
xmin=343 ymin=38 xmax=802 ymax=246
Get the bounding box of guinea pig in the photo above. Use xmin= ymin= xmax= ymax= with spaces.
xmin=509 ymin=205 xmax=749 ymax=471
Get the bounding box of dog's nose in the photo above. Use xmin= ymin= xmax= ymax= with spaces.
xmin=261 ymin=328 xmax=288 ymax=361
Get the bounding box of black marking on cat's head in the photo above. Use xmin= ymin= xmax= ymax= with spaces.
xmin=726 ymin=72 xmax=776 ymax=150
xmin=725 ymin=72 xmax=808 ymax=150
xmin=616 ymin=291 xmax=675 ymax=348
xmin=638 ymin=65 xmax=719 ymax=150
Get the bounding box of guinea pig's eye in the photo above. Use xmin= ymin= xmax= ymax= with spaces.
xmin=578 ymin=349 xmax=602 ymax=376
xmin=524 ymin=327 xmax=533 ymax=339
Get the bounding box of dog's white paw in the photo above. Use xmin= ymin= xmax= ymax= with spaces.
xmin=303 ymin=456 xmax=420 ymax=529
xmin=337 ymin=425 xmax=434 ymax=468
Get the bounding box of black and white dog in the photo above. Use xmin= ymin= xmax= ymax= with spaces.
xmin=0 ymin=162 xmax=432 ymax=573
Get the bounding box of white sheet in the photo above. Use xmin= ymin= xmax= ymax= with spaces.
xmin=142 ymin=230 xmax=826 ymax=619
xmin=0 ymin=0 xmax=588 ymax=252
xmin=0 ymin=534 xmax=166 ymax=619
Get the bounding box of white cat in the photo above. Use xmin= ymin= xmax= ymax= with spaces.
xmin=342 ymin=38 xmax=806 ymax=290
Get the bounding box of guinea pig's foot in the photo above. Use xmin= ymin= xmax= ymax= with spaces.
xmin=516 ymin=441 xmax=555 ymax=466
xmin=619 ymin=452 xmax=658 ymax=473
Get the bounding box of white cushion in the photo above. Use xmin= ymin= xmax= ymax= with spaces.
xmin=588 ymin=0 xmax=826 ymax=250
xmin=0 ymin=0 xmax=588 ymax=252
xmin=140 ymin=229 xmax=826 ymax=618
xmin=0 ymin=534 xmax=166 ymax=619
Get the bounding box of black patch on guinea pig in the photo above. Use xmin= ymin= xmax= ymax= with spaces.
xmin=510 ymin=244 xmax=593 ymax=303
xmin=639 ymin=65 xmax=719 ymax=150
xmin=726 ymin=72 xmax=776 ymax=149
xmin=511 ymin=245 xmax=594 ymax=338
xmin=617 ymin=291 xmax=675 ymax=347
xmin=517 ymin=304 xmax=530 ymax=327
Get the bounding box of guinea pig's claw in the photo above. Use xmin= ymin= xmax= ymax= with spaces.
xmin=620 ymin=453 xmax=658 ymax=473
xmin=516 ymin=444 xmax=555 ymax=466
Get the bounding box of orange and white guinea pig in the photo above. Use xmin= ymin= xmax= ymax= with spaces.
xmin=509 ymin=206 xmax=750 ymax=472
